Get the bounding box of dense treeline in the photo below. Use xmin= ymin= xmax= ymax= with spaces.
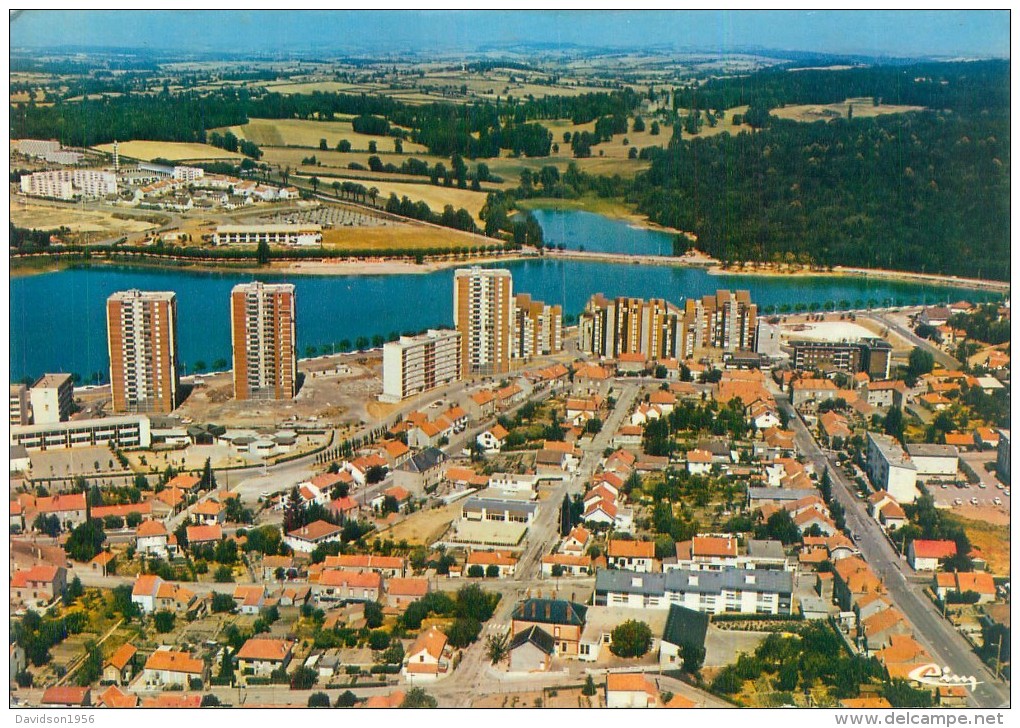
xmin=675 ymin=60 xmax=1009 ymax=115
xmin=11 ymin=85 xmax=643 ymax=160
xmin=630 ymin=110 xmax=1009 ymax=279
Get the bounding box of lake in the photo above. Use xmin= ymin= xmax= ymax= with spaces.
xmin=527 ymin=208 xmax=676 ymax=255
xmin=10 ymin=255 xmax=997 ymax=384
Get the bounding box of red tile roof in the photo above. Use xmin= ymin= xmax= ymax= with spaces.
xmin=236 ymin=638 xmax=293 ymax=662
xmin=287 ymin=520 xmax=341 ymax=541
xmin=41 ymin=686 xmax=90 ymax=705
xmin=911 ymin=539 xmax=958 ymax=560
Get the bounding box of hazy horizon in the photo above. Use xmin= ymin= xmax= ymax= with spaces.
xmin=9 ymin=10 xmax=1010 ymax=59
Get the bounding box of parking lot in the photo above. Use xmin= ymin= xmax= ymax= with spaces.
xmin=928 ymin=472 xmax=1009 ymax=525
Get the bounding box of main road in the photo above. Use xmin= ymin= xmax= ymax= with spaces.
xmin=775 ymin=390 xmax=1009 ymax=708
xmin=863 ymin=311 xmax=961 ymax=370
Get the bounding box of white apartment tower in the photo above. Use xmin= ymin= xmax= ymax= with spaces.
xmin=381 ymin=329 xmax=462 ymax=403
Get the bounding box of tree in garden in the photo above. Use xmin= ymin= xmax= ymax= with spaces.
xmin=201 ymin=695 xmax=221 ymax=707
xmin=582 ymin=674 xmax=598 ymax=696
xmin=256 ymin=239 xmax=271 ymax=266
xmin=401 ymin=687 xmax=438 ymax=708
xmin=308 ymin=692 xmax=331 ymax=707
xmin=153 ymin=610 xmax=175 ymax=633
xmin=336 ymin=690 xmax=358 ymax=707
xmin=486 ymin=631 xmax=510 ymax=665
xmin=64 ymin=520 xmax=105 ymax=562
xmin=610 ymin=620 xmax=652 ymax=658
xmin=218 ymin=646 xmax=234 ymax=683
xmin=446 ymin=618 xmax=481 ymax=648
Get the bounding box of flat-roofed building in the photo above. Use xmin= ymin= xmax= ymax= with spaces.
xmin=10 ymin=384 xmax=30 ymax=426
xmin=10 ymin=415 xmax=151 ymax=451
xmin=107 ymin=290 xmax=179 ymax=414
xmin=29 ymin=373 xmax=74 ymax=424
xmin=213 ymin=224 xmax=322 ymax=246
xmin=19 ymin=169 xmax=116 ymax=199
xmin=230 ymin=282 xmax=297 ymax=401
xmin=789 ymin=338 xmax=892 ymax=379
xmin=511 ymin=293 xmax=563 ymax=362
xmin=454 ymin=267 xmax=513 ymax=375
xmin=381 ymin=329 xmax=461 ymax=403
xmin=866 ymin=431 xmax=918 ymax=503
xmin=904 ymin=443 xmax=959 ymax=478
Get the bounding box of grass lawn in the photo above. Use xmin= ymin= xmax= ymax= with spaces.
xmin=945 ymin=514 xmax=1010 ymax=576
xmin=517 ymin=194 xmax=642 ymax=220
xmin=93 ymin=140 xmax=243 ymax=162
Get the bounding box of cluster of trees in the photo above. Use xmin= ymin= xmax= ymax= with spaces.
xmin=630 ymin=108 xmax=1008 ymax=280
xmin=10 ymin=222 xmax=61 ymax=252
xmin=398 ymin=584 xmax=499 ymax=650
xmin=382 ymin=193 xmax=478 ymax=234
xmin=899 ymin=493 xmax=973 ymax=571
xmin=711 ymin=623 xmax=885 ymax=703
xmin=207 ymin=129 xmax=262 ymax=159
xmin=13 ymin=603 xmax=88 ymax=668
xmin=949 ymin=304 xmax=1010 ymax=346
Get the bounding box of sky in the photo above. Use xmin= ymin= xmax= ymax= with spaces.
xmin=8 ymin=10 xmax=1010 ymax=58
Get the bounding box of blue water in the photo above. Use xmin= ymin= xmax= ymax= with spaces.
xmin=10 ymin=258 xmax=998 ymax=384
xmin=528 ymin=208 xmax=675 ymax=255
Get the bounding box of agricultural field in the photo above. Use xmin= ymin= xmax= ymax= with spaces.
xmin=9 ymin=198 xmax=161 ymax=236
xmin=261 ymin=80 xmax=372 ymax=95
xmin=312 ymin=178 xmax=490 ymax=220
xmin=93 ymin=140 xmax=243 ymax=162
xmin=771 ymin=97 xmax=924 ymax=122
xmin=215 ymin=117 xmax=427 ymax=153
xmin=319 ymin=221 xmax=483 ymax=250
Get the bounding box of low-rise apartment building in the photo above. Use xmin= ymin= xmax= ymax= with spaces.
xmin=594 ymin=567 xmax=793 ymax=615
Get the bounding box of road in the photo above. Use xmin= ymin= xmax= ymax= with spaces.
xmin=864 ymin=312 xmax=961 ymax=370
xmin=776 ymin=390 xmax=1009 ymax=708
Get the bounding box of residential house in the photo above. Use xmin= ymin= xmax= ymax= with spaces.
xmin=465 ymin=550 xmax=518 ymax=577
xmin=325 ymin=554 xmax=406 ymax=578
xmin=496 ymin=383 xmax=525 ymax=409
xmin=658 ymin=604 xmax=710 ymax=669
xmin=379 ymin=439 xmax=412 ymax=469
xmin=285 ymin=520 xmax=342 ymax=554
xmin=96 ymin=685 xmax=138 ymax=708
xmin=135 ymin=520 xmax=171 ymax=558
xmin=604 ymin=673 xmax=662 ymax=708
xmin=10 ymin=565 xmax=67 ymax=605
xmin=130 ymin=575 xmax=199 ymax=616
xmin=141 ymin=648 xmax=206 ymax=688
xmin=392 ymin=447 xmax=446 ymax=493
xmin=233 ymin=585 xmax=267 ymax=615
xmin=607 ymin=540 xmax=656 ymax=572
xmin=878 ymin=501 xmax=908 ymax=531
xmin=466 ymin=389 xmax=497 ymax=419
xmin=236 ymin=638 xmax=294 ymax=682
xmin=347 ymin=454 xmax=389 ymax=486
xmin=35 ymin=493 xmax=87 ymax=530
xmin=185 ymin=524 xmax=223 ymax=549
xmin=541 ymin=553 xmax=593 ymax=576
xmin=685 ymin=448 xmax=713 ymax=475
xmin=864 ymin=380 xmax=907 ymax=409
xmin=191 ymin=499 xmax=226 ymax=525
xmin=315 ymin=569 xmax=383 ymax=603
xmin=511 ymin=598 xmax=588 ymax=659
xmin=402 ymin=626 xmax=451 ymax=683
xmin=907 ymin=540 xmax=957 ymax=572
xmin=40 ymin=687 xmax=92 ymax=707
xmin=508 ymin=625 xmax=555 ymax=673
xmin=861 ymin=607 xmax=911 ymax=652
xmin=102 ymin=643 xmax=137 ymax=686
xmin=832 ymin=557 xmax=885 ymax=611
xmin=561 ymin=525 xmax=591 ymax=556
xmin=384 ymin=578 xmax=429 ymax=609
xmin=933 ymin=572 xmax=997 ymax=604
xmin=790 ymin=378 xmax=839 ymax=407
xmin=476 ymin=424 xmax=509 ymax=453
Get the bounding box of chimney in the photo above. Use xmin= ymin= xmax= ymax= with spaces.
xmin=689 ymin=575 xmax=699 ymax=586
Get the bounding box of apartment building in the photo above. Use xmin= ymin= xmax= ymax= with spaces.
xmin=511 ymin=293 xmax=563 ymax=362
xmin=107 ymin=290 xmax=179 ymax=414
xmin=454 ymin=267 xmax=513 ymax=375
xmin=19 ymin=169 xmax=117 ymax=199
xmin=594 ymin=567 xmax=793 ymax=615
xmin=10 ymin=384 xmax=30 ymax=426
xmin=682 ymin=290 xmax=757 ymax=354
xmin=789 ymin=338 xmax=892 ymax=379
xmin=381 ymin=329 xmax=461 ymax=403
xmin=29 ymin=373 xmax=74 ymax=424
xmin=10 ymin=415 xmax=151 ymax=451
xmin=213 ymin=224 xmax=322 ymax=246
xmin=230 ymin=282 xmax=297 ymax=401
xmin=579 ymin=294 xmax=684 ymax=361
xmin=866 ymin=431 xmax=919 ymax=503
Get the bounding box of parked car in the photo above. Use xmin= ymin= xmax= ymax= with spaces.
xmin=954 ymin=498 xmax=963 ymax=506
xmin=970 ymin=497 xmax=979 ymax=505
xmin=993 ymin=497 xmax=1002 ymax=505
xmin=979 ymin=483 xmax=987 ymax=489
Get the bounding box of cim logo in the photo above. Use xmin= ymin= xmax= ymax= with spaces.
xmin=907 ymin=663 xmax=981 ymax=690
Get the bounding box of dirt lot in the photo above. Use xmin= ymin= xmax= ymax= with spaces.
xmin=320 ymin=222 xmax=484 ymax=250
xmin=93 ymin=141 xmax=243 ymax=162
xmin=377 ymin=500 xmax=464 ymax=546
xmin=173 ymin=355 xmax=382 ymax=429
xmin=945 ymin=514 xmax=1010 ymax=576
xmin=473 ymin=687 xmax=600 ymax=709
xmin=10 ymin=198 xmax=161 ymax=235
xmin=310 ymin=178 xmax=489 ymax=221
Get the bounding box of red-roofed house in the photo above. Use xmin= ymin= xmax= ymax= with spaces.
xmin=285 ymin=520 xmax=342 ymax=553
xmin=315 ymin=569 xmax=383 ymax=602
xmin=607 ymin=540 xmax=655 ymax=572
xmin=476 ymin=424 xmax=509 ymax=453
xmin=10 ymin=564 xmax=67 ymax=605
xmin=933 ymin=571 xmax=997 ymax=604
xmin=907 ymin=540 xmax=958 ymax=572
xmin=135 ymin=519 xmax=171 ymax=558
xmin=41 ymin=686 xmax=91 ymax=707
xmin=185 ymin=524 xmax=223 ymax=547
xmin=141 ymin=648 xmax=207 ymax=688
xmin=402 ymin=626 xmax=451 ymax=683
xmin=103 ymin=643 xmax=138 ymax=686
xmin=236 ymin=638 xmax=294 ymax=682
xmin=385 ymin=577 xmax=430 ymax=609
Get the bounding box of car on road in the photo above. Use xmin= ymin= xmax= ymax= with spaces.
xmin=996 ymin=483 xmax=1004 ymax=490
xmin=970 ymin=497 xmax=979 ymax=505
xmin=941 ymin=483 xmax=949 ymax=489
